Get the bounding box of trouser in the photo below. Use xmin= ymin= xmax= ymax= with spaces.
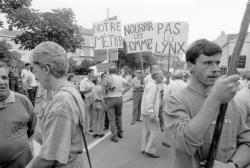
xmin=28 ymin=86 xmax=37 ymax=106
xmin=104 ymin=111 xmax=109 ymax=129
xmin=55 ymin=154 xmax=84 ymax=168
xmin=141 ymin=115 xmax=161 ymax=155
xmin=105 ymin=97 xmax=123 ymax=136
xmin=84 ymin=97 xmax=93 ymax=131
xmin=132 ymin=91 xmax=142 ymax=122
xmin=0 ymin=144 xmax=33 ymax=168
xmin=93 ymin=101 xmax=105 ymax=135
xmin=158 ymin=109 xmax=164 ymax=131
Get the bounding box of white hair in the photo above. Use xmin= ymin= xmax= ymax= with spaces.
xmin=30 ymin=41 xmax=67 ymax=78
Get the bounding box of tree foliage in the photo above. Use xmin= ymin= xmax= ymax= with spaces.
xmin=0 ymin=40 xmax=24 ymax=69
xmin=118 ymin=40 xmax=156 ymax=71
xmin=6 ymin=7 xmax=84 ymax=52
xmin=0 ymin=0 xmax=31 ymax=27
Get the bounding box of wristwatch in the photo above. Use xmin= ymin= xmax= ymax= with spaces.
xmin=228 ymin=159 xmax=239 ymax=168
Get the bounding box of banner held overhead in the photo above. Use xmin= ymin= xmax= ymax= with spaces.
xmin=152 ymin=22 xmax=189 ymax=56
xmin=124 ymin=21 xmax=153 ymax=53
xmin=93 ymin=21 xmax=123 ymax=50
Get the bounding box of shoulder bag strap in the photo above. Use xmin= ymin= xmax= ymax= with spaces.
xmin=61 ymin=89 xmax=92 ymax=168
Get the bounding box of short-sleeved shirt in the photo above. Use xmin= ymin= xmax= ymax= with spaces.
xmin=103 ymin=74 xmax=127 ymax=98
xmin=79 ymin=77 xmax=94 ymax=98
xmin=164 ymin=85 xmax=250 ymax=168
xmin=0 ymin=91 xmax=36 ymax=164
xmin=34 ymin=84 xmax=86 ymax=165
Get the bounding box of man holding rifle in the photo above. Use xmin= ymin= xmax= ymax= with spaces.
xmin=163 ymin=39 xmax=250 ymax=168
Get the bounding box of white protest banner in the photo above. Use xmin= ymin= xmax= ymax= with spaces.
xmin=152 ymin=22 xmax=189 ymax=56
xmin=124 ymin=21 xmax=153 ymax=53
xmin=93 ymin=21 xmax=123 ymax=50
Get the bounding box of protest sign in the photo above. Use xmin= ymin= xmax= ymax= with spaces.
xmin=152 ymin=22 xmax=189 ymax=56
xmin=124 ymin=21 xmax=153 ymax=53
xmin=93 ymin=21 xmax=123 ymax=50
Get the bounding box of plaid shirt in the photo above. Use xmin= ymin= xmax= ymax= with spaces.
xmin=164 ymin=85 xmax=250 ymax=168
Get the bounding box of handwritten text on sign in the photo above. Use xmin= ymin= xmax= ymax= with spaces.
xmin=93 ymin=21 xmax=123 ymax=50
xmin=152 ymin=22 xmax=189 ymax=55
xmin=124 ymin=21 xmax=153 ymax=53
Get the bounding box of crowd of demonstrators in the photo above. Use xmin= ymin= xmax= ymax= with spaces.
xmin=0 ymin=62 xmax=37 ymax=168
xmin=102 ymin=66 xmax=131 ymax=142
xmin=163 ymin=39 xmax=250 ymax=168
xmin=27 ymin=41 xmax=86 ymax=168
xmin=3 ymin=39 xmax=250 ymax=168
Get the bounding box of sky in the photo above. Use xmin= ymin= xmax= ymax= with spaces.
xmin=1 ymin=0 xmax=249 ymax=44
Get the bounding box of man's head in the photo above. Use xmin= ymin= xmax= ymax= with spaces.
xmin=30 ymin=41 xmax=67 ymax=90
xmin=0 ymin=62 xmax=10 ymax=101
xmin=152 ymin=70 xmax=164 ymax=84
xmin=25 ymin=63 xmax=31 ymax=70
xmin=186 ymin=39 xmax=222 ymax=87
xmin=87 ymin=68 xmax=94 ymax=80
xmin=150 ymin=65 xmax=160 ymax=74
xmin=173 ymin=69 xmax=185 ymax=80
xmin=109 ymin=65 xmax=117 ymax=74
xmin=135 ymin=70 xmax=142 ymax=78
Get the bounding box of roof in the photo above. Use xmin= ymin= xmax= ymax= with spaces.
xmin=0 ymin=29 xmax=23 ymax=38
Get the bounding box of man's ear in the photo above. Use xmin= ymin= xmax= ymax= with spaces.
xmin=43 ymin=64 xmax=51 ymax=74
xmin=187 ymin=61 xmax=194 ymax=72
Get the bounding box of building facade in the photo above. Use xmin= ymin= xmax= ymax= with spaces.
xmin=69 ymin=27 xmax=95 ymax=65
xmin=214 ymin=31 xmax=250 ymax=76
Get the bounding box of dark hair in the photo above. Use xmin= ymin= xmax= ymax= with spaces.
xmin=92 ymin=76 xmax=98 ymax=85
xmin=186 ymin=39 xmax=222 ymax=64
xmin=87 ymin=68 xmax=94 ymax=75
xmin=109 ymin=65 xmax=117 ymax=74
xmin=25 ymin=63 xmax=30 ymax=67
xmin=101 ymin=72 xmax=107 ymax=79
xmin=67 ymin=74 xmax=74 ymax=81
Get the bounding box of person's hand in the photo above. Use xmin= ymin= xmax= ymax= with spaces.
xmin=149 ymin=115 xmax=158 ymax=123
xmin=210 ymin=75 xmax=240 ymax=104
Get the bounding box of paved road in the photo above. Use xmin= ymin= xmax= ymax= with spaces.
xmin=81 ymin=100 xmax=175 ymax=168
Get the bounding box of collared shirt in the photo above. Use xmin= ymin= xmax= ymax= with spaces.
xmin=90 ymin=85 xmax=103 ymax=102
xmin=0 ymin=91 xmax=15 ymax=108
xmin=34 ymin=85 xmax=85 ymax=165
xmin=80 ymin=77 xmax=94 ymax=98
xmin=26 ymin=71 xmax=38 ymax=87
xmin=103 ymin=74 xmax=128 ymax=98
xmin=0 ymin=91 xmax=36 ymax=164
xmin=164 ymin=85 xmax=250 ymax=168
xmin=132 ymin=76 xmax=143 ymax=92
xmin=141 ymin=81 xmax=161 ymax=117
